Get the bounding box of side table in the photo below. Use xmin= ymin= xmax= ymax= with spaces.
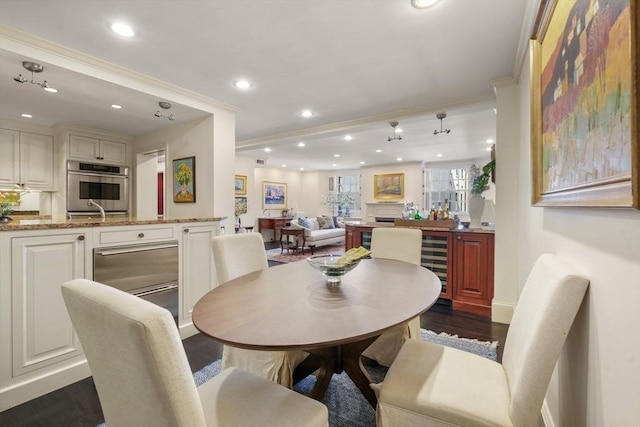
xmin=280 ymin=227 xmax=305 ymax=254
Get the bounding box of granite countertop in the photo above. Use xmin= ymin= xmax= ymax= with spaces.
xmin=0 ymin=215 xmax=227 ymax=232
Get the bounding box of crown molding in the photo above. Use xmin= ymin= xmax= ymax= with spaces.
xmin=236 ymin=95 xmax=496 ymax=149
xmin=0 ymin=24 xmax=240 ymax=114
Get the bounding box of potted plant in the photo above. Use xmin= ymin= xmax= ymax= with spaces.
xmin=468 ymin=160 xmax=495 ymax=228
xmin=0 ymin=190 xmax=24 ymax=223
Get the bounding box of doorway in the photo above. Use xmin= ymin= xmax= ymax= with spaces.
xmin=136 ymin=149 xmax=166 ymax=219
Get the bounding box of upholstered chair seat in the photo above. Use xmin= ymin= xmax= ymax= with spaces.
xmin=211 ymin=232 xmax=309 ymax=388
xmin=362 ymin=227 xmax=423 ymax=367
xmin=61 ymin=279 xmax=328 ymax=427
xmin=376 ymin=253 xmax=589 ymax=427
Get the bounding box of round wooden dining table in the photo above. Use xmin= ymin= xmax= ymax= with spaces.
xmin=192 ymin=258 xmax=441 ymax=407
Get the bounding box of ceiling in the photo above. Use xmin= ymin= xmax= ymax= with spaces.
xmin=0 ymin=0 xmax=531 ymax=171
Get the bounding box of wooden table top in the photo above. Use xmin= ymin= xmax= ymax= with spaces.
xmin=192 ymin=258 xmax=441 ymax=351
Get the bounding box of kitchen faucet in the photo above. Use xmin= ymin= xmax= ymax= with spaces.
xmin=88 ymin=199 xmax=106 ymax=222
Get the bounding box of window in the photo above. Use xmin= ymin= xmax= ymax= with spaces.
xmin=328 ymin=173 xmax=361 ymax=211
xmin=425 ymin=167 xmax=470 ymax=212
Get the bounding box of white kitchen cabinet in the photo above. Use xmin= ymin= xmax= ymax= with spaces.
xmin=10 ymin=232 xmax=88 ymax=377
xmin=69 ymin=134 xmax=127 ymax=164
xmin=0 ymin=129 xmax=54 ymax=190
xmin=179 ymin=224 xmax=219 ymax=330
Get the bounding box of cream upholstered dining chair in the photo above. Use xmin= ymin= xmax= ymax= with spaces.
xmin=211 ymin=232 xmax=309 ymax=388
xmin=362 ymin=227 xmax=423 ymax=367
xmin=61 ymin=279 xmax=328 ymax=427
xmin=376 ymin=253 xmax=589 ymax=427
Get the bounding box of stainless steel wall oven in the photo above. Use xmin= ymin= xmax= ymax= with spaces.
xmin=67 ymin=160 xmax=129 ymax=214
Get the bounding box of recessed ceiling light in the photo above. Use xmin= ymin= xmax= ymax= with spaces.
xmin=436 ymin=153 xmax=443 ymax=158
xmin=395 ymin=127 xmax=403 ymax=133
xmin=486 ymin=147 xmax=493 ymax=151
xmin=486 ymin=138 xmax=494 ymax=144
xmin=300 ymin=109 xmax=314 ymax=118
xmin=264 ymin=148 xmax=271 ymax=152
xmin=332 ymin=164 xmax=337 ymax=167
xmin=411 ymin=0 xmax=441 ymax=9
xmin=109 ymin=22 xmax=135 ymax=37
xmin=334 ymin=154 xmax=340 ymax=158
xmin=111 ymin=104 xmax=123 ymax=109
xmin=299 ymin=167 xmax=304 ymax=171
xmin=397 ymin=157 xmax=403 ymax=161
xmin=344 ymin=135 xmax=353 ymax=141
xmin=281 ymin=164 xmax=287 ymax=168
xmin=375 ymin=149 xmax=382 ymax=153
xmin=43 ymin=87 xmax=58 ymax=93
xmin=21 ymin=113 xmax=32 ymax=118
xmin=360 ymin=161 xmax=365 ymax=165
xmin=233 ymin=80 xmax=253 ymax=90
xmin=297 ymin=142 xmax=305 ymax=147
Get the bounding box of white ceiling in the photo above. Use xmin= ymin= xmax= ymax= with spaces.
xmin=0 ymin=0 xmax=531 ymax=171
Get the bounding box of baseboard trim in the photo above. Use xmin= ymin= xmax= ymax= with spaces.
xmin=541 ymin=399 xmax=555 ymax=427
xmin=0 ymin=359 xmax=90 ymax=411
xmin=491 ymin=300 xmax=514 ymax=324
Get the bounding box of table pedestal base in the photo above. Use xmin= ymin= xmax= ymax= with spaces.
xmin=293 ymin=335 xmax=380 ymax=408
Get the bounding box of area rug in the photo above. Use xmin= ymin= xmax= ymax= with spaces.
xmin=265 ymin=244 xmax=345 ymax=263
xmin=192 ymin=330 xmax=498 ymax=427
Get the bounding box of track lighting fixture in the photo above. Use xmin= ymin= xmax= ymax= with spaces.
xmin=154 ymin=101 xmax=175 ymax=121
xmin=434 ymin=113 xmax=451 ymax=135
xmin=13 ymin=61 xmax=58 ymax=92
xmin=388 ymin=121 xmax=403 ymax=142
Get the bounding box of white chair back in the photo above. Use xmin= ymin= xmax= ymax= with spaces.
xmin=502 ymin=254 xmax=589 ymax=426
xmin=212 ymin=232 xmax=268 ymax=283
xmin=370 ymin=227 xmax=422 ymax=266
xmin=62 ymin=279 xmax=207 ymax=427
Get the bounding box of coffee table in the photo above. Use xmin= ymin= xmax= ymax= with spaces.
xmin=192 ymin=258 xmax=441 ymax=407
xmin=280 ymin=226 xmax=305 ymax=254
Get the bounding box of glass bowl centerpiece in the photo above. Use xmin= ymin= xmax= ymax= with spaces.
xmin=306 ymin=254 xmax=361 ymax=285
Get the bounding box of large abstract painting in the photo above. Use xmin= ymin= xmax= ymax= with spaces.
xmin=530 ymin=0 xmax=638 ymax=208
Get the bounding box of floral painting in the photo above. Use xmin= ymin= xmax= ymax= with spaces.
xmin=173 ymin=156 xmax=196 ymax=203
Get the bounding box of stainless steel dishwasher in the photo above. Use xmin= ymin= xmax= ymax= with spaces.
xmin=93 ymin=241 xmax=179 ymax=319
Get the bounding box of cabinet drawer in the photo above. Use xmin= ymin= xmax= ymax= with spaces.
xmin=98 ymin=227 xmax=174 ymax=245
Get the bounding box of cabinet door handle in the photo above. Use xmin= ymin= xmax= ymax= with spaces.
xmin=457 ymin=236 xmax=461 ymax=240
xmin=77 ymin=235 xmax=85 ymax=241
xmin=183 ymin=228 xmax=189 ymax=233
xmin=138 ymin=233 xmax=145 ymax=238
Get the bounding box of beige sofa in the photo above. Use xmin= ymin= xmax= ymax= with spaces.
xmin=289 ymin=217 xmax=345 ymax=252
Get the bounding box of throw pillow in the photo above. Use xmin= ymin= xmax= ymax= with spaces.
xmin=317 ymin=216 xmax=335 ymax=229
xmin=299 ymin=217 xmax=313 ymax=229
xmin=332 ymin=216 xmax=343 ymax=228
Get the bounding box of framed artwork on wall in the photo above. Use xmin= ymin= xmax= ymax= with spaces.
xmin=374 ymin=173 xmax=404 ymax=199
xmin=235 ymin=175 xmax=247 ymax=195
xmin=235 ymin=196 xmax=247 ymax=216
xmin=530 ymin=0 xmax=638 ymax=208
xmin=172 ymin=156 xmax=196 ymax=203
xmin=262 ymin=181 xmax=287 ymax=209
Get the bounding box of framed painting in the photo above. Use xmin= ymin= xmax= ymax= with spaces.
xmin=374 ymin=173 xmax=404 ymax=199
xmin=172 ymin=156 xmax=196 ymax=203
xmin=530 ymin=0 xmax=638 ymax=208
xmin=235 ymin=196 xmax=247 ymax=216
xmin=262 ymin=181 xmax=287 ymax=210
xmin=235 ymin=175 xmax=247 ymax=195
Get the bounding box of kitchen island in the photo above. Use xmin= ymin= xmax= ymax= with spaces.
xmin=0 ymin=216 xmax=226 ymax=411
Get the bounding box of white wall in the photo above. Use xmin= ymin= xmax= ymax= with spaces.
xmin=360 ymin=162 xmax=423 ymax=219
xmin=507 ymin=46 xmax=640 ymax=427
xmin=134 ymin=116 xmax=221 ymax=220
